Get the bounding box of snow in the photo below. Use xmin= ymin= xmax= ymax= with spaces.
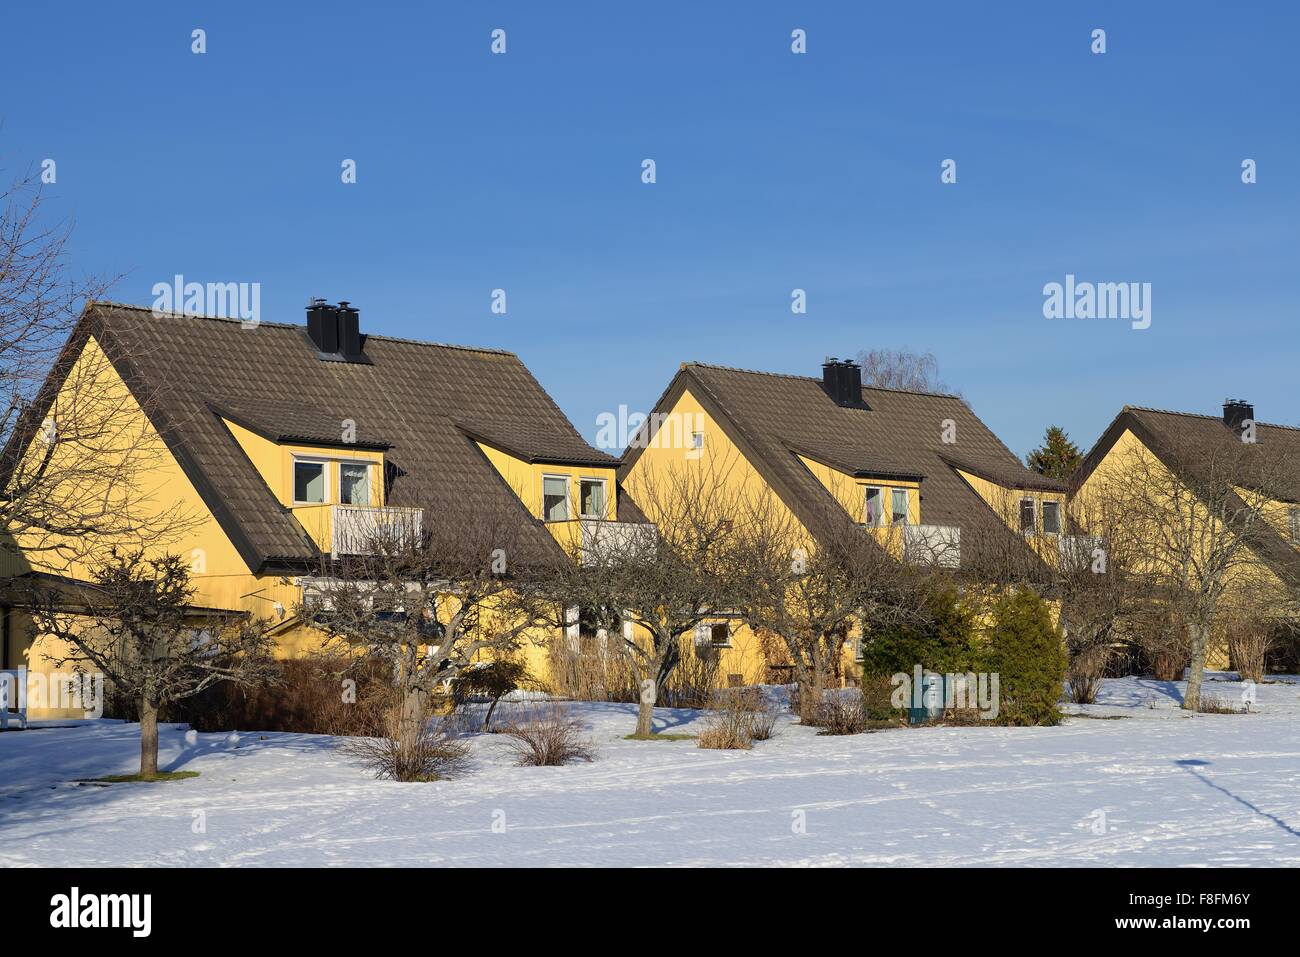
xmin=2 ymin=673 xmax=1298 ymax=867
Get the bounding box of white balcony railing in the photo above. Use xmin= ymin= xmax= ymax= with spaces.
xmin=579 ymin=519 xmax=657 ymax=566
xmin=902 ymin=524 xmax=961 ymax=568
xmin=331 ymin=505 xmax=424 ymax=557
xmin=1058 ymin=534 xmax=1104 ymax=571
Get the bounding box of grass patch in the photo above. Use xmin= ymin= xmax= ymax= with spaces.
xmin=623 ymin=732 xmax=696 ymax=741
xmin=90 ymin=771 xmax=201 ymax=784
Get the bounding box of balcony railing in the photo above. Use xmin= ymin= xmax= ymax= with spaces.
xmin=331 ymin=505 xmax=424 ymax=557
xmin=1058 ymin=534 xmax=1104 ymax=571
xmin=579 ymin=519 xmax=657 ymax=566
xmin=902 ymin=524 xmax=961 ymax=568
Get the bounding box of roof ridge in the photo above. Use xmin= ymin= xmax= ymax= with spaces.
xmin=1126 ymin=404 xmax=1300 ymax=434
xmin=685 ymin=361 xmax=965 ymax=400
xmin=88 ymin=300 xmax=519 ymax=358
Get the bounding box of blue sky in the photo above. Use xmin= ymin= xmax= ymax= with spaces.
xmin=5 ymin=1 xmax=1296 ymax=459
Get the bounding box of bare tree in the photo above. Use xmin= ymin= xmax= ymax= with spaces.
xmin=301 ymin=502 xmax=561 ymax=756
xmin=560 ymin=460 xmax=743 ymax=737
xmin=0 ymin=169 xmax=192 ymax=571
xmin=1085 ymin=439 xmax=1300 ymax=710
xmin=26 ymin=549 xmax=276 ymax=778
xmin=855 ymin=348 xmax=956 ymax=396
xmin=727 ymin=489 xmax=929 ymax=721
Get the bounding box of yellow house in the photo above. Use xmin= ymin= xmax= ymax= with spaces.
xmin=1070 ymin=400 xmax=1300 ymax=671
xmin=618 ymin=358 xmax=1068 ymax=684
xmin=1 ymin=300 xmax=631 ymax=718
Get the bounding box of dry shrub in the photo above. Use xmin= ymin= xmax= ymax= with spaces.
xmin=169 ymin=657 xmax=393 ymax=734
xmin=499 ymin=705 xmax=596 ymax=766
xmin=1197 ymin=693 xmax=1248 ymax=715
xmin=697 ymin=688 xmax=778 ymax=749
xmin=1066 ymin=643 xmax=1110 ymax=705
xmin=811 ymin=694 xmax=870 ymax=735
xmin=545 ymin=636 xmax=638 ymax=703
xmin=697 ymin=709 xmax=753 ymax=750
xmin=1225 ymin=618 xmax=1279 ymax=684
xmin=343 ymin=699 xmax=471 ymax=782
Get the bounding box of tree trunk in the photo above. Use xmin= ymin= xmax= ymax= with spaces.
xmin=1183 ymin=620 xmax=1209 ymax=711
xmin=635 ymin=678 xmax=656 ymax=736
xmin=139 ymin=698 xmax=159 ymax=779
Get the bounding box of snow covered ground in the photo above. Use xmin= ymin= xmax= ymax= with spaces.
xmin=2 ymin=674 xmax=1298 ymax=867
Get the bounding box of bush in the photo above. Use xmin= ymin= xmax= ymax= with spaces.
xmin=499 ymin=706 xmax=596 ymax=766
xmin=809 ymin=694 xmax=871 ymax=735
xmin=984 ymin=589 xmax=1067 ymax=726
xmin=860 ymin=585 xmax=975 ymax=680
xmin=168 ymin=658 xmax=391 ymax=735
xmin=697 ymin=708 xmax=754 ymax=750
xmin=1065 ymin=643 xmax=1109 ymax=705
xmin=343 ymin=701 xmax=471 ymax=782
xmin=450 ymin=659 xmax=531 ymax=731
xmin=696 ymin=689 xmax=779 ymax=749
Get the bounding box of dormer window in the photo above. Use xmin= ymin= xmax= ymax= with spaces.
xmin=891 ymin=488 xmax=910 ymax=525
xmin=1020 ymin=498 xmax=1037 ymax=533
xmin=579 ymin=478 xmax=607 ymax=519
xmin=864 ymin=487 xmax=883 ymax=527
xmin=339 ymin=462 xmax=371 ymax=505
xmin=543 ymin=475 xmax=570 ymax=521
xmin=1042 ymin=500 xmax=1061 ymax=535
xmin=294 ymin=459 xmax=327 ymax=504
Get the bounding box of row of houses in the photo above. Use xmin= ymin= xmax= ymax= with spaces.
xmin=4 ymin=299 xmax=1298 ymax=719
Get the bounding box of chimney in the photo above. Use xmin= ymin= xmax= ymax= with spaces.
xmin=1223 ymin=399 xmax=1253 ymax=431
xmin=336 ymin=301 xmax=362 ymax=360
xmin=821 ymin=357 xmax=865 ymax=408
xmin=306 ymin=299 xmax=339 ymax=354
xmin=305 ymin=299 xmax=366 ymax=362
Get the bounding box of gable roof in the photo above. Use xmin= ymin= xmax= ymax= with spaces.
xmin=20 ymin=302 xmax=615 ymax=572
xmin=1075 ymin=404 xmax=1300 ymax=584
xmin=621 ymin=362 xmax=1062 ymax=567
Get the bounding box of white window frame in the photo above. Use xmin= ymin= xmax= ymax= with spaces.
xmin=1019 ymin=497 xmax=1037 ymax=534
xmin=337 ymin=459 xmax=374 ymax=506
xmin=863 ymin=486 xmax=884 ymax=527
xmin=542 ymin=474 xmax=571 ymax=522
xmin=709 ymin=622 xmax=732 ymax=648
xmin=1041 ymin=499 xmax=1061 ymax=536
xmin=890 ymin=488 xmax=910 ymax=526
xmin=292 ymin=456 xmax=330 ymax=505
xmin=577 ymin=476 xmax=608 ymax=520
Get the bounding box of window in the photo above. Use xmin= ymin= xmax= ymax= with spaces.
xmin=579 ymin=478 xmax=607 ymax=519
xmin=1019 ymin=498 xmax=1037 ymax=533
xmin=1041 ymin=500 xmax=1061 ymax=535
xmin=891 ymin=488 xmax=910 ymax=525
xmin=542 ymin=476 xmax=569 ymax=521
xmin=863 ymin=487 xmax=883 ymax=527
xmin=1290 ymin=507 xmax=1300 ymax=543
xmin=690 ymin=431 xmax=704 ymax=450
xmin=709 ymin=622 xmax=731 ymax=648
xmin=339 ymin=463 xmax=370 ymax=505
xmin=294 ymin=460 xmax=326 ymax=503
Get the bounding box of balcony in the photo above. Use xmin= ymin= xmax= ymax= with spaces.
xmin=1058 ymin=534 xmax=1103 ymax=571
xmin=902 ymin=524 xmax=961 ymax=568
xmin=578 ymin=519 xmax=657 ymax=566
xmin=331 ymin=505 xmax=424 ymax=557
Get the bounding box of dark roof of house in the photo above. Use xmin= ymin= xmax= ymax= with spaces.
xmin=620 ymin=362 xmax=1063 ymax=568
xmin=24 ymin=302 xmax=615 ymax=571
xmin=1076 ymin=404 xmax=1300 ymax=583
